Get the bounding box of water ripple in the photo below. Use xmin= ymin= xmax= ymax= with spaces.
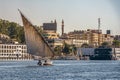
xmin=0 ymin=60 xmax=120 ymax=80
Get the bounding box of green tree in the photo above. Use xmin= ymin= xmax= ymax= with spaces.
xmin=113 ymin=40 xmax=120 ymax=48
xmin=0 ymin=19 xmax=25 ymax=43
xmin=70 ymin=45 xmax=77 ymax=55
xmin=16 ymin=27 xmax=25 ymax=43
xmin=54 ymin=46 xmax=62 ymax=56
xmin=8 ymin=22 xmax=17 ymax=39
xmin=101 ymin=42 xmax=110 ymax=48
xmin=62 ymin=43 xmax=71 ymax=54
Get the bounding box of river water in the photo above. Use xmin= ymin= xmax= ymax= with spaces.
xmin=0 ymin=60 xmax=120 ymax=80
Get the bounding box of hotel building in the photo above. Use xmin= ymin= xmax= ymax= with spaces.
xmin=0 ymin=44 xmax=33 ymax=60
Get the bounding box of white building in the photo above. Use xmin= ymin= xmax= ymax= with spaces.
xmin=73 ymin=39 xmax=89 ymax=47
xmin=0 ymin=44 xmax=33 ymax=60
xmin=65 ymin=39 xmax=89 ymax=47
xmin=53 ymin=39 xmax=63 ymax=47
xmin=77 ymin=48 xmax=95 ymax=56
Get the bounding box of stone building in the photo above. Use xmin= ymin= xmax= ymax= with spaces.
xmin=66 ymin=29 xmax=113 ymax=47
xmin=42 ymin=20 xmax=59 ymax=40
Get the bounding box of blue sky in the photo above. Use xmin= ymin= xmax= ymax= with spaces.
xmin=0 ymin=0 xmax=120 ymax=35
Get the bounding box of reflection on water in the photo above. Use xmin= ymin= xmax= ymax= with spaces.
xmin=0 ymin=60 xmax=120 ymax=80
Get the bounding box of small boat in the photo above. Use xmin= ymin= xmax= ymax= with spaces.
xmin=19 ymin=9 xmax=54 ymax=66
xmin=38 ymin=59 xmax=53 ymax=66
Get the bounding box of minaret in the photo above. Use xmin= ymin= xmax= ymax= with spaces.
xmin=62 ymin=19 xmax=64 ymax=36
xmin=98 ymin=18 xmax=101 ymax=47
xmin=54 ymin=19 xmax=56 ymax=24
xmin=54 ymin=19 xmax=57 ymax=32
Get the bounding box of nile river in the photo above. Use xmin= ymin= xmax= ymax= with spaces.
xmin=0 ymin=60 xmax=120 ymax=80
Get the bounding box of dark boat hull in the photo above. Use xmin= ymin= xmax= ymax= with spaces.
xmin=90 ymin=55 xmax=113 ymax=60
xmin=90 ymin=48 xmax=114 ymax=60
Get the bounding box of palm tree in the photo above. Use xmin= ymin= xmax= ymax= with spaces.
xmin=112 ymin=40 xmax=120 ymax=59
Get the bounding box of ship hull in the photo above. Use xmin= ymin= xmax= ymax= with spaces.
xmin=90 ymin=48 xmax=114 ymax=60
xmin=90 ymin=55 xmax=113 ymax=60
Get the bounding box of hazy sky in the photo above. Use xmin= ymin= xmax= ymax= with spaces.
xmin=0 ymin=0 xmax=120 ymax=35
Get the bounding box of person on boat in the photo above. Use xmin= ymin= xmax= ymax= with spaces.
xmin=45 ymin=60 xmax=47 ymax=63
xmin=38 ymin=60 xmax=42 ymax=66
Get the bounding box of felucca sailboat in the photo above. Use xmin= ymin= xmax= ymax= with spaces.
xmin=18 ymin=9 xmax=54 ymax=66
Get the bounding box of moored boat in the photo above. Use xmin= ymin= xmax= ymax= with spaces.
xmin=90 ymin=47 xmax=115 ymax=60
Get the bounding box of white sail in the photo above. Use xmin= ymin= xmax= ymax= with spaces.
xmin=18 ymin=10 xmax=54 ymax=58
